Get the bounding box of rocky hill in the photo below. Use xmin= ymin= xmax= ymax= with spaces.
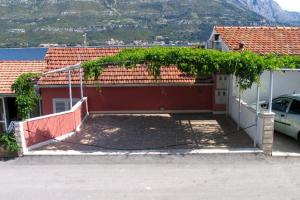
xmin=0 ymin=0 xmax=297 ymax=47
xmin=234 ymin=0 xmax=300 ymax=25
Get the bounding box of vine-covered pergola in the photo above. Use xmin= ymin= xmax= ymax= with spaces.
xmin=12 ymin=47 xmax=300 ymax=119
xmin=82 ymin=47 xmax=300 ymax=90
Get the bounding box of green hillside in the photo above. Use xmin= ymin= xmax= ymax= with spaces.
xmin=0 ymin=0 xmax=272 ymax=47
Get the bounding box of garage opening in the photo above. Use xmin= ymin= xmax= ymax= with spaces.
xmin=271 ymin=71 xmax=300 ymax=156
xmin=15 ymin=64 xmax=259 ymax=155
xmin=35 ymin=114 xmax=253 ymax=152
xmin=238 ymin=70 xmax=300 ymax=156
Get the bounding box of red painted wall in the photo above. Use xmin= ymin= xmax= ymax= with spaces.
xmin=40 ymin=85 xmax=216 ymax=115
xmin=23 ymin=98 xmax=88 ymax=147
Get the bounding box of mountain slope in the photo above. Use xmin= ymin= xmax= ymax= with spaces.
xmin=0 ymin=0 xmax=280 ymax=47
xmin=234 ymin=0 xmax=300 ymax=25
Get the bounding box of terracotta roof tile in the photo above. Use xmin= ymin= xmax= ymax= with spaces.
xmin=39 ymin=66 xmax=212 ymax=85
xmin=0 ymin=61 xmax=46 ymax=94
xmin=215 ymin=26 xmax=300 ymax=55
xmin=40 ymin=47 xmax=211 ymax=85
xmin=45 ymin=47 xmax=121 ymax=71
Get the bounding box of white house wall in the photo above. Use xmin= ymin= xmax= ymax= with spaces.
xmin=240 ymin=71 xmax=300 ymax=104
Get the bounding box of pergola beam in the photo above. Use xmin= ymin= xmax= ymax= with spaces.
xmin=275 ymin=68 xmax=300 ymax=72
xmin=43 ymin=62 xmax=85 ymax=110
xmin=43 ymin=63 xmax=81 ymax=76
xmin=79 ymin=68 xmax=84 ymax=99
xmin=68 ymin=70 xmax=73 ymax=110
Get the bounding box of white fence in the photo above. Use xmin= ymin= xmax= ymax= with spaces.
xmin=229 ymin=96 xmax=263 ymax=147
xmin=228 ymin=76 xmax=264 ymax=147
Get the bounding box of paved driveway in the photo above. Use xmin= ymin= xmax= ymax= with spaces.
xmin=37 ymin=114 xmax=253 ymax=151
xmin=273 ymin=132 xmax=300 ymax=155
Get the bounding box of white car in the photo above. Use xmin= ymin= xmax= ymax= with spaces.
xmin=260 ymin=94 xmax=300 ymax=144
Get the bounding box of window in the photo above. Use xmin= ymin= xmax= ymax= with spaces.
xmin=53 ymin=98 xmax=80 ymax=113
xmin=0 ymin=98 xmax=7 ymax=132
xmin=289 ymin=100 xmax=300 ymax=115
xmin=272 ymin=98 xmax=291 ymax=112
xmin=0 ymin=98 xmax=4 ymax=121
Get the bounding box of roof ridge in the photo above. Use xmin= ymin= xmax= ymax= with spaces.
xmin=48 ymin=47 xmax=122 ymax=50
xmin=213 ymin=26 xmax=300 ymax=55
xmin=0 ymin=60 xmax=46 ymax=63
xmin=215 ymin=26 xmax=300 ymax=30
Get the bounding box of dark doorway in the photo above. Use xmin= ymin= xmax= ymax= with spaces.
xmin=6 ymin=97 xmax=20 ymax=124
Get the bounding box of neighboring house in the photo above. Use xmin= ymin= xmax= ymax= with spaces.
xmin=0 ymin=61 xmax=46 ymax=132
xmin=206 ymin=26 xmax=300 ymax=154
xmin=38 ymin=48 xmax=227 ymax=115
xmin=207 ymin=26 xmax=300 ymax=55
xmin=207 ymin=26 xmax=300 ymax=102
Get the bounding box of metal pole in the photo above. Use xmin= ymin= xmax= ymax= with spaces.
xmin=255 ymin=83 xmax=260 ymax=147
xmin=238 ymin=78 xmax=241 ymax=131
xmin=68 ymin=70 xmax=73 ymax=110
xmin=226 ymin=75 xmax=230 ymax=118
xmin=268 ymin=71 xmax=274 ymax=113
xmin=79 ymin=67 xmax=84 ymax=99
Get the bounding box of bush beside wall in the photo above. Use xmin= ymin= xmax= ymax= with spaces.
xmin=0 ymin=132 xmax=19 ymax=158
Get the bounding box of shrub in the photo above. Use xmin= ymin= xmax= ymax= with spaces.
xmin=11 ymin=73 xmax=41 ymax=119
xmin=0 ymin=132 xmax=20 ymax=152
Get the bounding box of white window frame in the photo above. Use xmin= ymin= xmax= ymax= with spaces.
xmin=0 ymin=97 xmax=7 ymax=131
xmin=53 ymin=98 xmax=80 ymax=114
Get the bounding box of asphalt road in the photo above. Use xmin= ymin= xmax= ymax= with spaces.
xmin=1 ymin=154 xmax=300 ymax=200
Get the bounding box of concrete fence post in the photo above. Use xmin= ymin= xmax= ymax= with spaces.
xmin=259 ymin=112 xmax=275 ymax=155
xmin=14 ymin=122 xmax=27 ymax=156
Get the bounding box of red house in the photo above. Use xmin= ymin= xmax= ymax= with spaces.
xmin=8 ymin=26 xmax=300 ymax=154
xmin=38 ymin=47 xmax=227 ymax=116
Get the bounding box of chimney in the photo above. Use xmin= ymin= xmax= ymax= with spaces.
xmin=239 ymin=41 xmax=245 ymax=50
xmin=83 ymin=33 xmax=88 ymax=47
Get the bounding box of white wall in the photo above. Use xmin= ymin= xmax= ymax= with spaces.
xmin=229 ymin=96 xmax=263 ymax=147
xmin=241 ymin=71 xmax=300 ymax=104
xmin=228 ymin=76 xmax=263 ymax=147
xmin=228 ymin=71 xmax=294 ymax=149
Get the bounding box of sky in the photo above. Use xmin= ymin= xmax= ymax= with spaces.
xmin=273 ymin=0 xmax=300 ymax=12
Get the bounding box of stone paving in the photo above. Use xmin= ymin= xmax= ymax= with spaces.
xmin=37 ymin=114 xmax=254 ymax=151
xmin=273 ymin=131 xmax=300 ymax=154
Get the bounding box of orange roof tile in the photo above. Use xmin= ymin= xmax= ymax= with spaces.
xmin=39 ymin=66 xmax=211 ymax=85
xmin=215 ymin=26 xmax=300 ymax=55
xmin=0 ymin=61 xmax=46 ymax=94
xmin=45 ymin=47 xmax=121 ymax=71
xmin=40 ymin=47 xmax=210 ymax=85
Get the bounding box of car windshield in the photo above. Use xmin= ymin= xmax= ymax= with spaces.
xmin=289 ymin=100 xmax=300 ymax=115
xmin=272 ymin=98 xmax=291 ymax=112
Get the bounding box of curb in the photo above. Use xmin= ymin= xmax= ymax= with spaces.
xmin=24 ymin=148 xmax=263 ymax=156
